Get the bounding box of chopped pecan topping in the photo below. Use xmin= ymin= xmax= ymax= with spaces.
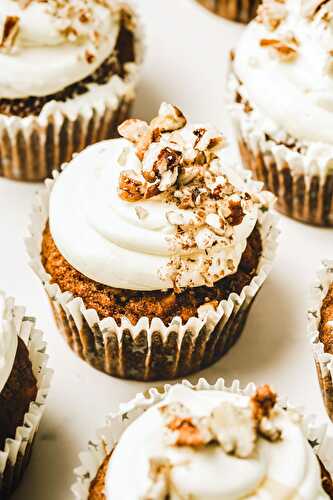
xmin=118 ymin=170 xmax=159 ymax=202
xmin=260 ymin=35 xmax=299 ymax=61
xmin=251 ymin=385 xmax=282 ymax=442
xmin=226 ymin=197 xmax=245 ymax=226
xmin=0 ymin=16 xmax=20 ymax=51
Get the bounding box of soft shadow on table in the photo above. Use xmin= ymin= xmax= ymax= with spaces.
xmin=187 ymin=270 xmax=300 ymax=387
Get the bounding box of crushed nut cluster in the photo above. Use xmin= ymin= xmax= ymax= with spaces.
xmin=257 ymin=0 xmax=287 ymax=31
xmin=159 ymin=385 xmax=281 ymax=459
xmin=118 ymin=104 xmax=261 ymax=290
xmin=142 ymin=386 xmax=282 ymax=499
xmin=2 ymin=0 xmax=117 ymax=60
xmin=260 ymin=33 xmax=299 ymax=61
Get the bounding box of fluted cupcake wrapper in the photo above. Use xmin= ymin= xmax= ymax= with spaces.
xmin=308 ymin=261 xmax=333 ymax=422
xmin=26 ymin=169 xmax=278 ymax=382
xmin=228 ymin=71 xmax=333 ymax=227
xmin=0 ymin=3 xmax=144 ymax=182
xmin=0 ymin=293 xmax=53 ymax=498
xmin=72 ymin=377 xmax=333 ymax=499
xmin=195 ymin=0 xmax=259 ymax=23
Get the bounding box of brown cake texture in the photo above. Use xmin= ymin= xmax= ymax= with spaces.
xmin=0 ymin=337 xmax=38 ymax=449
xmin=87 ymin=455 xmax=333 ymax=500
xmin=0 ymin=10 xmax=135 ymax=118
xmin=319 ymin=283 xmax=333 ymax=355
xmin=41 ymin=223 xmax=262 ymax=326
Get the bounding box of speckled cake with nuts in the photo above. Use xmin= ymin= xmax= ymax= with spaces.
xmin=28 ymin=103 xmax=278 ymax=381
xmin=228 ymin=0 xmax=333 ymax=226
xmin=0 ymin=0 xmax=143 ymax=181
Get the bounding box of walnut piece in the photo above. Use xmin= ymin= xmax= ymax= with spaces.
xmin=210 ymin=402 xmax=257 ymax=458
xmin=160 ymin=402 xmax=213 ymax=447
xmin=257 ymin=0 xmax=287 ymax=30
xmin=251 ymin=385 xmax=282 ymax=442
xmin=260 ymin=36 xmax=299 ymax=61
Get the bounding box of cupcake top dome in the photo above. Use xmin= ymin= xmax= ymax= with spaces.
xmin=0 ymin=0 xmax=122 ymax=98
xmin=234 ymin=0 xmax=333 ymax=145
xmin=49 ymin=103 xmax=272 ymax=292
xmin=104 ymin=384 xmax=329 ymax=499
xmin=0 ymin=293 xmax=17 ymax=393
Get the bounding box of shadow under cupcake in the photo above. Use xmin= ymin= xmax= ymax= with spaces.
xmin=27 ymin=103 xmax=278 ymax=381
xmin=0 ymin=0 xmax=143 ymax=181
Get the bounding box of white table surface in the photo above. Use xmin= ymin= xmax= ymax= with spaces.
xmin=0 ymin=0 xmax=331 ymax=498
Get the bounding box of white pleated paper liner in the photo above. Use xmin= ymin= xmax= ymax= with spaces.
xmin=26 ymin=165 xmax=279 ymax=381
xmin=72 ymin=377 xmax=333 ymax=499
xmin=0 ymin=2 xmax=144 ymax=182
xmin=0 ymin=292 xmax=53 ymax=498
xmin=308 ymin=261 xmax=333 ymax=422
xmin=227 ymin=69 xmax=333 ymax=227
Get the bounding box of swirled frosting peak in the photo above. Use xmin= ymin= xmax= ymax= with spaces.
xmin=234 ymin=0 xmax=333 ymax=145
xmin=105 ymin=385 xmax=329 ymax=499
xmin=49 ymin=104 xmax=272 ymax=292
xmin=0 ymin=0 xmax=122 ymax=97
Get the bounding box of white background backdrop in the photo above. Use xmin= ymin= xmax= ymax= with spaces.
xmin=0 ymin=1 xmax=331 ymax=498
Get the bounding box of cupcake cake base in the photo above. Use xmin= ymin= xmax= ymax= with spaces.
xmin=196 ymin=0 xmax=259 ymax=23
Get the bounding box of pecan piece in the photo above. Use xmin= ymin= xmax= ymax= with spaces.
xmin=151 ymin=102 xmax=187 ymax=133
xmin=226 ymin=198 xmax=245 ymax=226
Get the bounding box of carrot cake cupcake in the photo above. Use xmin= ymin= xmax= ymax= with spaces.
xmin=309 ymin=260 xmax=333 ymax=423
xmin=229 ymin=0 xmax=333 ymax=226
xmin=0 ymin=0 xmax=143 ymax=181
xmin=73 ymin=379 xmax=333 ymax=499
xmin=196 ymin=0 xmax=259 ymax=23
xmin=0 ymin=291 xmax=52 ymax=498
xmin=27 ymin=103 xmax=278 ymax=381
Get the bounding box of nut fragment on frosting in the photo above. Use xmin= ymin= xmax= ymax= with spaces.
xmin=159 ymin=386 xmax=281 ymax=458
xmin=0 ymin=15 xmax=20 ymax=51
xmin=115 ymin=103 xmax=269 ymax=291
xmin=260 ymin=34 xmax=299 ymax=61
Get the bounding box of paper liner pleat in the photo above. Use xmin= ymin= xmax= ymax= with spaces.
xmin=308 ymin=261 xmax=333 ymax=422
xmin=0 ymin=293 xmax=52 ymax=498
xmin=196 ymin=0 xmax=259 ymax=22
xmin=71 ymin=377 xmax=333 ymax=499
xmin=0 ymin=3 xmax=144 ymax=182
xmin=228 ymin=72 xmax=333 ymax=227
xmin=26 ymin=166 xmax=278 ymax=381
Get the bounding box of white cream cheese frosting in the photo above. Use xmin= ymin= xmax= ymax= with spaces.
xmin=234 ymin=0 xmax=333 ymax=155
xmin=0 ymin=292 xmax=17 ymax=393
xmin=49 ymin=104 xmax=271 ymax=292
xmin=104 ymin=385 xmax=329 ymax=500
xmin=0 ymin=0 xmax=121 ymax=98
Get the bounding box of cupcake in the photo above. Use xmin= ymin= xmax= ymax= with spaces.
xmin=27 ymin=103 xmax=278 ymax=381
xmin=195 ymin=0 xmax=259 ymax=23
xmin=73 ymin=379 xmax=333 ymax=499
xmin=0 ymin=291 xmax=52 ymax=498
xmin=308 ymin=260 xmax=333 ymax=423
xmin=0 ymin=0 xmax=143 ymax=182
xmin=228 ymin=0 xmax=333 ymax=226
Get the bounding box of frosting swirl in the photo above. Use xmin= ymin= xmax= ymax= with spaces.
xmin=234 ymin=0 xmax=333 ymax=146
xmin=49 ymin=104 xmax=271 ymax=292
xmin=0 ymin=292 xmax=17 ymax=393
xmin=0 ymin=0 xmax=121 ymax=97
xmin=105 ymin=385 xmax=329 ymax=499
